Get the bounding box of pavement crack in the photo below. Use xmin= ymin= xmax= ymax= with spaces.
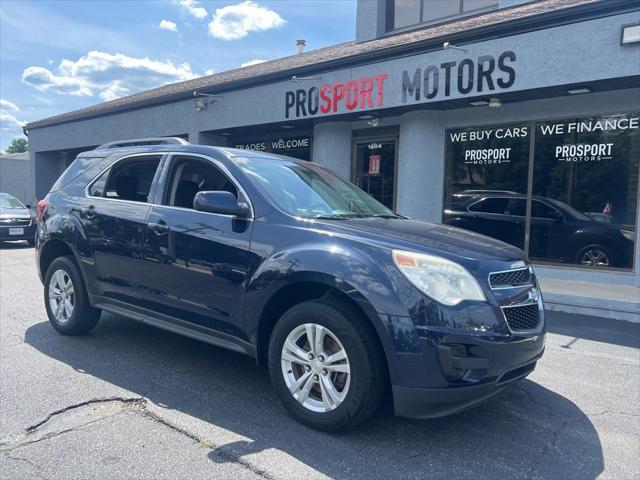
xmin=25 ymin=396 xmax=145 ymax=433
xmin=2 ymin=395 xmax=274 ymax=480
xmin=0 ymin=396 xmax=145 ymax=453
xmin=139 ymin=409 xmax=275 ymax=480
xmin=526 ymin=417 xmax=571 ymax=480
xmin=1 ymin=451 xmax=47 ymax=480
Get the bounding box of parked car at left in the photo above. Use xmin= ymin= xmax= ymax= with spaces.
xmin=0 ymin=193 xmax=36 ymax=246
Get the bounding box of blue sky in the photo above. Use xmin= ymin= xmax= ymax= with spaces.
xmin=0 ymin=0 xmax=356 ymax=151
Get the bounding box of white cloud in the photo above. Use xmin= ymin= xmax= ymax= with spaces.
xmin=241 ymin=59 xmax=267 ymax=67
xmin=176 ymin=0 xmax=207 ymax=20
xmin=0 ymin=99 xmax=20 ymax=112
xmin=208 ymin=1 xmax=284 ymax=41
xmin=22 ymin=51 xmax=198 ymax=101
xmin=204 ymin=69 xmax=215 ymax=75
xmin=0 ymin=99 xmax=26 ymax=138
xmin=159 ymin=19 xmax=178 ymax=32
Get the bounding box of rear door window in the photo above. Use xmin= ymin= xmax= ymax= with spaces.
xmin=91 ymin=156 xmax=162 ymax=203
xmin=469 ymin=197 xmax=510 ymax=214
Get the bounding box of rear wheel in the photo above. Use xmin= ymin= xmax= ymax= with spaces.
xmin=44 ymin=256 xmax=100 ymax=335
xmin=268 ymin=299 xmax=385 ymax=431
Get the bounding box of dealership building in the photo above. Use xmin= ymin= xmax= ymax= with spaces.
xmin=24 ymin=0 xmax=640 ymax=320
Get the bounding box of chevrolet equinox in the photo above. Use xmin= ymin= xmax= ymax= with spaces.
xmin=36 ymin=137 xmax=545 ymax=431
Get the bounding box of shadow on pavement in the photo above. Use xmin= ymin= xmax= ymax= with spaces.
xmin=545 ymin=310 xmax=640 ymax=349
xmin=25 ymin=314 xmax=604 ymax=479
xmin=0 ymin=241 xmax=32 ymax=250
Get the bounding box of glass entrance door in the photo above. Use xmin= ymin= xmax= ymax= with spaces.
xmin=353 ymin=140 xmax=396 ymax=209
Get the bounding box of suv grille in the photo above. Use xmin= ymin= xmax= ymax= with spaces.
xmin=489 ymin=268 xmax=531 ymax=288
xmin=0 ymin=218 xmax=31 ymax=226
xmin=503 ymin=304 xmax=540 ymax=331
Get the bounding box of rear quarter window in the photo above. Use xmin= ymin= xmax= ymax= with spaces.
xmin=49 ymin=155 xmax=108 ymax=192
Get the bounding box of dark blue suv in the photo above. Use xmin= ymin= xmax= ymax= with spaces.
xmin=36 ymin=138 xmax=545 ymax=431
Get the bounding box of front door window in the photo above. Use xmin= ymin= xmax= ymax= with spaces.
xmin=354 ymin=140 xmax=396 ymax=209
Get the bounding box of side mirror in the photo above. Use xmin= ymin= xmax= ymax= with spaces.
xmin=193 ymin=191 xmax=250 ymax=218
xmin=25 ymin=204 xmax=32 ymax=210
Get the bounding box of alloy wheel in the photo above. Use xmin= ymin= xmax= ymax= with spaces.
xmin=281 ymin=323 xmax=351 ymax=413
xmin=48 ymin=269 xmax=75 ymax=323
xmin=580 ymin=249 xmax=610 ymax=267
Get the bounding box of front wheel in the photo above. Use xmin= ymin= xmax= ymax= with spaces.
xmin=44 ymin=256 xmax=101 ymax=335
xmin=268 ymin=299 xmax=386 ymax=432
xmin=576 ymin=245 xmax=613 ymax=267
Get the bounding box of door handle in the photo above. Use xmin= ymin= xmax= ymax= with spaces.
xmin=85 ymin=205 xmax=96 ymax=218
xmin=148 ymin=221 xmax=168 ymax=235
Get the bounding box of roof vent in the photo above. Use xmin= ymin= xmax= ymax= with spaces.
xmin=95 ymin=137 xmax=190 ymax=150
xmin=296 ymin=39 xmax=306 ymax=54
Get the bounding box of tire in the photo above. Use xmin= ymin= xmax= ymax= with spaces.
xmin=44 ymin=256 xmax=101 ymax=335
xmin=576 ymin=244 xmax=614 ymax=267
xmin=268 ymin=299 xmax=386 ymax=432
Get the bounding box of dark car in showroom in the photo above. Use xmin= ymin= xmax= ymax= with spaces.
xmin=0 ymin=192 xmax=36 ymax=246
xmin=444 ymin=191 xmax=635 ymax=269
xmin=35 ymin=138 xmax=545 ymax=431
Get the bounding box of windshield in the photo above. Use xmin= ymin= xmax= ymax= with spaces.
xmin=238 ymin=157 xmax=395 ymax=218
xmin=0 ymin=195 xmax=25 ymax=209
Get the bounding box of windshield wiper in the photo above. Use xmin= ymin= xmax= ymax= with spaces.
xmin=368 ymin=213 xmax=404 ymax=219
xmin=312 ymin=214 xmax=352 ymax=220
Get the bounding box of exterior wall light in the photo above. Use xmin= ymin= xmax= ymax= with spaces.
xmin=470 ymin=100 xmax=489 ymax=106
xmin=488 ymin=97 xmax=502 ymax=108
xmin=193 ymin=91 xmax=223 ymax=111
xmin=621 ymin=24 xmax=640 ymax=45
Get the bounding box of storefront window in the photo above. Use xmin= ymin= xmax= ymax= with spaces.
xmin=231 ymin=134 xmax=312 ymax=161
xmin=532 ymin=113 xmax=639 ymax=269
xmin=443 ymin=123 xmax=530 ymax=250
xmin=443 ymin=113 xmax=639 ymax=271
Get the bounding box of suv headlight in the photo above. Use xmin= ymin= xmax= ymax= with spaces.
xmin=392 ymin=250 xmax=486 ymax=306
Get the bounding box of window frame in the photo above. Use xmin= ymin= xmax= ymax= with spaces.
xmin=443 ymin=111 xmax=640 ymax=272
xmin=386 ymin=0 xmax=499 ymax=32
xmin=154 ymin=153 xmax=255 ymax=218
xmin=85 ymin=153 xmax=165 ymax=205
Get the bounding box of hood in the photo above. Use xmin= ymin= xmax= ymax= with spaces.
xmin=0 ymin=207 xmax=32 ymax=219
xmin=316 ymin=217 xmax=525 ymax=263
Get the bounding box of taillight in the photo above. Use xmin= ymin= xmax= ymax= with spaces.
xmin=36 ymin=196 xmax=48 ymax=223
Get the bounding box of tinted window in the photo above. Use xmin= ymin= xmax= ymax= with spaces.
xmin=88 ymin=170 xmax=108 ymax=197
xmin=469 ymin=197 xmax=509 ymax=214
xmin=445 ymin=113 xmax=639 ymax=271
xmin=102 ymin=156 xmax=161 ymax=203
xmin=390 ymin=0 xmax=497 ymax=30
xmin=532 ymin=201 xmax=560 ymax=219
xmin=50 ymin=156 xmax=102 ymax=192
xmin=422 ymin=0 xmax=460 ymax=23
xmin=165 ymin=156 xmax=238 ymax=209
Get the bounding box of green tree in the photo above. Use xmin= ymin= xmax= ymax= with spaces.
xmin=5 ymin=138 xmax=28 ymax=153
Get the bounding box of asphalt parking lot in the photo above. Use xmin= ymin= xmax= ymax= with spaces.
xmin=0 ymin=241 xmax=638 ymax=480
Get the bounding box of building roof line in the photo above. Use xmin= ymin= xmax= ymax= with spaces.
xmin=25 ymin=0 xmax=635 ymax=130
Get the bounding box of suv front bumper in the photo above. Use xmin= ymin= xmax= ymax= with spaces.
xmin=391 ymin=331 xmax=545 ymax=419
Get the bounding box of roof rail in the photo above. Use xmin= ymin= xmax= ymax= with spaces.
xmin=95 ymin=137 xmax=190 ymax=150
